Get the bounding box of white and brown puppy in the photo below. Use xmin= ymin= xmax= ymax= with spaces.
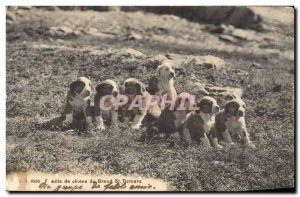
xmin=121 ymin=78 xmax=161 ymax=130
xmin=94 ymin=79 xmax=119 ymax=131
xmin=63 ymin=77 xmax=92 ymax=127
xmin=148 ymin=62 xmax=177 ymax=102
xmin=179 ymin=96 xmax=222 ymax=148
xmin=215 ymin=98 xmax=254 ymax=147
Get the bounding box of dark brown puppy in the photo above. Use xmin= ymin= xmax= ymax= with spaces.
xmin=179 ymin=96 xmax=222 ymax=148
xmin=215 ymin=98 xmax=255 ymax=147
xmin=121 ymin=78 xmax=161 ymax=130
xmin=94 ymin=79 xmax=119 ymax=131
xmin=62 ymin=77 xmax=92 ymax=128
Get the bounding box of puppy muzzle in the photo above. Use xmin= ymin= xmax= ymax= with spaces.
xmin=213 ymin=106 xmax=220 ymax=113
xmin=81 ymin=90 xmax=90 ymax=98
xmin=112 ymin=90 xmax=119 ymax=97
xmin=169 ymin=72 xmax=175 ymax=79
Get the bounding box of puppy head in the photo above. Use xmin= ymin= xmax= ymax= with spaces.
xmin=195 ymin=96 xmax=220 ymax=114
xmin=156 ymin=63 xmax=175 ymax=80
xmin=96 ymin=79 xmax=119 ymax=97
xmin=70 ymin=77 xmax=91 ymax=98
xmin=224 ymin=98 xmax=246 ymax=118
xmin=123 ymin=78 xmax=146 ymax=95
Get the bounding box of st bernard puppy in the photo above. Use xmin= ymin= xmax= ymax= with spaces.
xmin=94 ymin=79 xmax=119 ymax=131
xmin=215 ymin=98 xmax=255 ymax=147
xmin=179 ymin=96 xmax=222 ymax=148
xmin=147 ymin=62 xmax=177 ymax=102
xmin=62 ymin=77 xmax=92 ymax=127
xmin=121 ymin=78 xmax=161 ymax=130
xmin=141 ymin=92 xmax=194 ymax=142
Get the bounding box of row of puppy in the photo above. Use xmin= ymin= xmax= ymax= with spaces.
xmin=62 ymin=63 xmax=255 ymax=148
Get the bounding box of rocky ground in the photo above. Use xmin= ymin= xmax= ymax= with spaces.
xmin=6 ymin=7 xmax=294 ymax=191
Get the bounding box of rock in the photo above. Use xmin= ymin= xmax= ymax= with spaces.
xmin=90 ymin=48 xmax=146 ymax=59
xmin=164 ymin=54 xmax=225 ymax=70
xmin=122 ymin=6 xmax=263 ymax=30
xmin=205 ymin=84 xmax=243 ymax=99
xmin=6 ymin=20 xmax=14 ymax=25
xmin=214 ymin=24 xmax=264 ymax=42
xmin=211 ymin=161 xmax=220 ymax=165
xmin=107 ymin=6 xmax=121 ymax=12
xmin=113 ymin=48 xmax=146 ymax=59
xmin=186 ymin=80 xmax=242 ymax=100
xmin=195 ymin=55 xmax=225 ymax=69
xmin=15 ymin=6 xmax=31 ymax=10
xmin=219 ymin=34 xmax=239 ymax=43
xmin=85 ymin=28 xmax=98 ymax=34
xmin=83 ymin=28 xmax=116 ymax=39
xmin=250 ymin=63 xmax=262 ymax=69
xmin=126 ymin=32 xmax=143 ymax=41
xmin=187 ymin=81 xmax=210 ymax=97
xmin=145 ymin=26 xmax=169 ymax=35
xmin=204 ymin=25 xmax=225 ymax=34
xmin=48 ymin=26 xmax=75 ymax=37
xmin=58 ymin=26 xmax=73 ymax=34
xmin=229 ymin=28 xmax=262 ymax=41
xmin=6 ymin=12 xmax=16 ymax=22
xmin=263 ymin=48 xmax=281 ymax=57
xmin=73 ymin=30 xmax=82 ymax=36
xmin=227 ymin=7 xmax=263 ymax=29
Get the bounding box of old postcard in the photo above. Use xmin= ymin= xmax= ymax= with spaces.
xmin=6 ymin=6 xmax=295 ymax=192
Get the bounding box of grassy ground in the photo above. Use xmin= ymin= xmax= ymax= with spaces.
xmin=6 ymin=8 xmax=294 ymax=191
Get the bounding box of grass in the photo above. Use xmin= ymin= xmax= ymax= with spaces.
xmin=6 ymin=8 xmax=294 ymax=191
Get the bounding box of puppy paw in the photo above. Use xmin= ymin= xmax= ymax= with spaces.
xmin=119 ymin=122 xmax=128 ymax=129
xmin=215 ymin=144 xmax=223 ymax=149
xmin=62 ymin=120 xmax=72 ymax=127
xmin=130 ymin=124 xmax=140 ymax=130
xmin=111 ymin=124 xmax=119 ymax=131
xmin=201 ymin=138 xmax=212 ymax=149
xmin=96 ymin=125 xmax=106 ymax=131
xmin=245 ymin=142 xmax=256 ymax=149
xmin=219 ymin=141 xmax=235 ymax=146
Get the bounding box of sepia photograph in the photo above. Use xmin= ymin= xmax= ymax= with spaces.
xmin=6 ymin=5 xmax=295 ymax=192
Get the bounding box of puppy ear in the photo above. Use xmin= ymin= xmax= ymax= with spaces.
xmin=95 ymin=83 xmax=104 ymax=93
xmin=194 ymin=102 xmax=201 ymax=114
xmin=147 ymin=76 xmax=159 ymax=95
xmin=137 ymin=81 xmax=146 ymax=95
xmin=224 ymin=102 xmax=231 ymax=114
xmin=242 ymin=102 xmax=246 ymax=109
xmin=120 ymin=82 xmax=126 ymax=94
xmin=155 ymin=67 xmax=161 ymax=77
xmin=213 ymin=105 xmax=220 ymax=113
xmin=70 ymin=81 xmax=81 ymax=95
xmin=238 ymin=109 xmax=245 ymax=117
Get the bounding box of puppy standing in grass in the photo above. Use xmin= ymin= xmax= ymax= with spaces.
xmin=215 ymin=98 xmax=255 ymax=148
xmin=121 ymin=78 xmax=161 ymax=130
xmin=148 ymin=62 xmax=177 ymax=103
xmin=62 ymin=77 xmax=93 ymax=128
xmin=94 ymin=79 xmax=119 ymax=131
xmin=179 ymin=96 xmax=222 ymax=148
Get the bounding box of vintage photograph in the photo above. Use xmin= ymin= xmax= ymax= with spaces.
xmin=6 ymin=6 xmax=295 ymax=192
